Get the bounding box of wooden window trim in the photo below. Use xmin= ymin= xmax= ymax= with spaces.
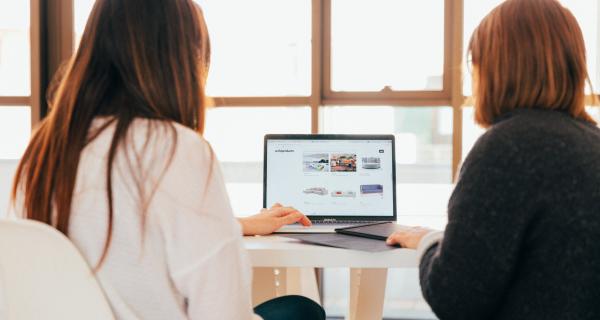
xmin=0 ymin=97 xmax=31 ymax=106
xmin=54 ymin=0 xmax=600 ymax=183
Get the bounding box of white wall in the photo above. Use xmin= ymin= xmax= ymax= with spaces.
xmin=0 ymin=160 xmax=18 ymax=217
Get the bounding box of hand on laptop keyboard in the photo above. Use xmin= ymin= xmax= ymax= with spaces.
xmin=238 ymin=203 xmax=312 ymax=236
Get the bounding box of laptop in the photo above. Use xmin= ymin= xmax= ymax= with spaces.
xmin=264 ymin=134 xmax=397 ymax=233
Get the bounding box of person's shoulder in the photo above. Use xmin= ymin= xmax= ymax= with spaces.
xmin=127 ymin=119 xmax=222 ymax=202
xmin=492 ymin=109 xmax=597 ymax=138
xmin=489 ymin=109 xmax=600 ymax=152
xmin=465 ymin=109 xmax=599 ymax=173
xmin=462 ymin=111 xmax=545 ymax=172
xmin=469 ymin=122 xmax=519 ymax=157
xmin=123 ymin=118 xmax=216 ymax=182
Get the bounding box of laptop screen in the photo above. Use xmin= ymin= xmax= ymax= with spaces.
xmin=264 ymin=136 xmax=395 ymax=218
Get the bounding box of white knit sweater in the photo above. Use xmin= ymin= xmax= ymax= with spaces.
xmin=17 ymin=118 xmax=257 ymax=320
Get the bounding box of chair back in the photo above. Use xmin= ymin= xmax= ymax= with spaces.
xmin=0 ymin=219 xmax=114 ymax=320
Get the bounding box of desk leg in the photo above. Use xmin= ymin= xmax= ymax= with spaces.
xmin=348 ymin=268 xmax=388 ymax=320
xmin=284 ymin=267 xmax=321 ymax=304
xmin=252 ymin=267 xmax=278 ymax=306
xmin=252 ymin=267 xmax=321 ymax=307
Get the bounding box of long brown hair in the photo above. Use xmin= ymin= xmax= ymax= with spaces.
xmin=12 ymin=0 xmax=211 ymax=267
xmin=468 ymin=0 xmax=595 ymax=127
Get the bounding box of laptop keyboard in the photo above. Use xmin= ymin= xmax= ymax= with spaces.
xmin=315 ymin=220 xmax=380 ymax=224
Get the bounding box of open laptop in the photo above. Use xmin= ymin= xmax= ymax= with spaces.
xmin=264 ymin=134 xmax=397 ymax=233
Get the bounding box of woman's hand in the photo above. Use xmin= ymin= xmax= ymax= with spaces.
xmin=238 ymin=203 xmax=311 ymax=236
xmin=385 ymin=225 xmax=433 ymax=249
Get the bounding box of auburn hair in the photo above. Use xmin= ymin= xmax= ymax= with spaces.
xmin=468 ymin=0 xmax=596 ymax=127
xmin=12 ymin=0 xmax=211 ymax=268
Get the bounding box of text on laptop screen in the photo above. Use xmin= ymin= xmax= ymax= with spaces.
xmin=266 ymin=139 xmax=394 ymax=217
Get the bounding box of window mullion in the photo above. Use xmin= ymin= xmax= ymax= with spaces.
xmin=450 ymin=0 xmax=465 ymax=182
xmin=311 ymin=0 xmax=324 ymax=134
xmin=30 ymin=0 xmax=41 ymax=127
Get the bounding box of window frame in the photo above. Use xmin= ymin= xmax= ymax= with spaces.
xmin=41 ymin=0 xmax=600 ymax=181
xmin=0 ymin=0 xmax=42 ymax=127
xmin=209 ymin=0 xmax=465 ymax=180
xmin=322 ymin=0 xmax=453 ymax=101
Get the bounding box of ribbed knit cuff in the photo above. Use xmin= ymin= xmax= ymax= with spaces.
xmin=416 ymin=230 xmax=444 ymax=262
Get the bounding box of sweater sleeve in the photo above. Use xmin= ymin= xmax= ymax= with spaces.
xmin=419 ymin=129 xmax=541 ymax=320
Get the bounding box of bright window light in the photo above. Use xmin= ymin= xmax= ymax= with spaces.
xmin=0 ymin=107 xmax=31 ymax=159
xmin=0 ymin=1 xmax=30 ymax=96
xmin=331 ymin=0 xmax=445 ymax=92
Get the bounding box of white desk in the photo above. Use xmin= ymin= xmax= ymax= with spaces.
xmin=244 ymin=235 xmax=418 ymax=320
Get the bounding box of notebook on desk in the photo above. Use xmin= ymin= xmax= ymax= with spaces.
xmin=263 ymin=134 xmax=397 ymax=233
xmin=282 ymin=233 xmax=399 ymax=252
xmin=335 ymin=222 xmax=406 ymax=241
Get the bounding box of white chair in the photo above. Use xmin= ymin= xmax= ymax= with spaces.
xmin=0 ymin=219 xmax=114 ymax=320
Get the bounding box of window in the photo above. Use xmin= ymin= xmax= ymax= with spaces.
xmin=0 ymin=1 xmax=30 ymax=96
xmin=0 ymin=1 xmax=33 ymax=161
xmin=331 ymin=0 xmax=445 ymax=92
xmin=203 ymin=107 xmax=311 ymax=216
xmin=74 ymin=0 xmax=95 ymax=49
xmin=0 ymin=107 xmax=31 ymax=159
xmin=0 ymin=106 xmax=31 ymax=218
xmin=0 ymin=1 xmax=35 ymax=218
xmin=202 ymin=0 xmax=311 ymax=97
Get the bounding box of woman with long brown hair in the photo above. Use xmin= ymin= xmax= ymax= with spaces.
xmin=11 ymin=0 xmax=324 ymax=319
xmin=387 ymin=0 xmax=600 ymax=319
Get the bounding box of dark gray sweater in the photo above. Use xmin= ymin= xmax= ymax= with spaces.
xmin=420 ymin=109 xmax=600 ymax=320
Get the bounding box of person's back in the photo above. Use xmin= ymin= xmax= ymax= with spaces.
xmin=9 ymin=0 xmax=257 ymax=318
xmin=493 ymin=110 xmax=600 ymax=318
xmin=419 ymin=109 xmax=600 ymax=319
xmin=67 ymin=118 xmax=253 ymax=319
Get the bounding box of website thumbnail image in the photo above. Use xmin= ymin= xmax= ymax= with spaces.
xmin=302 ymin=184 xmax=384 ymax=198
xmin=302 ymin=152 xmax=383 ymax=173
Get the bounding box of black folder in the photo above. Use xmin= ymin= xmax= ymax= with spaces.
xmin=280 ymin=222 xmax=406 ymax=252
xmin=335 ymin=222 xmax=404 ymax=241
xmin=282 ymin=233 xmax=398 ymax=252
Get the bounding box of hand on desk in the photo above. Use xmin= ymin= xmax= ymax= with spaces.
xmin=385 ymin=225 xmax=433 ymax=249
xmin=238 ymin=203 xmax=312 ymax=236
